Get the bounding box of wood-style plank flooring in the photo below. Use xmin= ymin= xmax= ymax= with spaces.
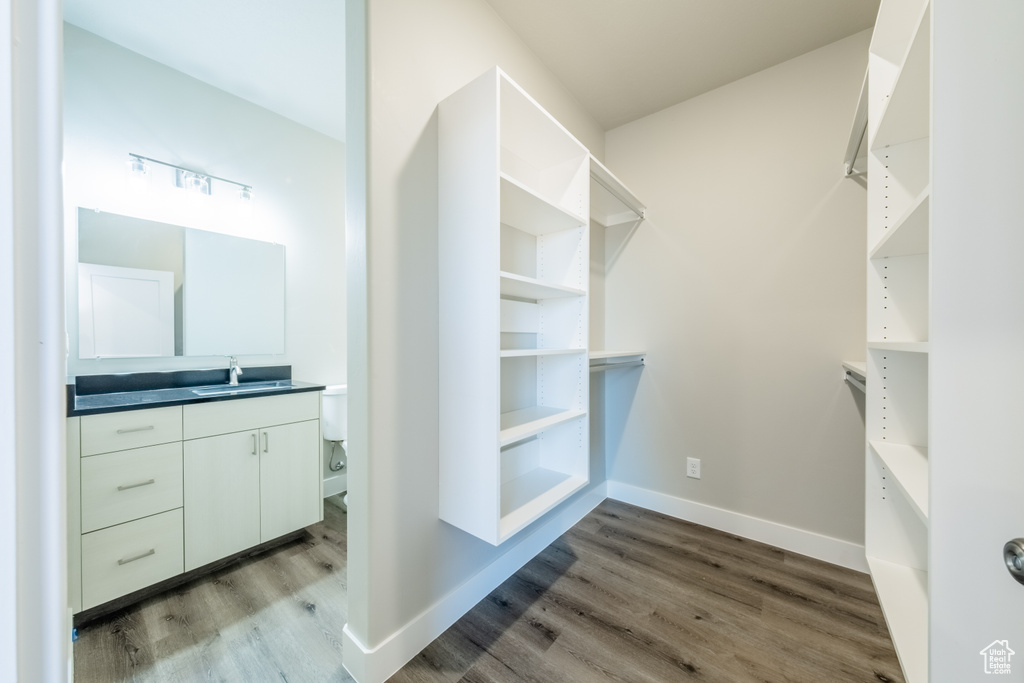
xmin=75 ymin=497 xmax=904 ymax=683
xmin=73 ymin=496 xmax=353 ymax=682
xmin=392 ymin=500 xmax=903 ymax=683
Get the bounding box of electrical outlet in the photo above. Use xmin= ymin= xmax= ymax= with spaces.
xmin=686 ymin=457 xmax=701 ymax=479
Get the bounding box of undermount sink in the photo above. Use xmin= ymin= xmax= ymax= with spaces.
xmin=192 ymin=380 xmax=293 ymax=397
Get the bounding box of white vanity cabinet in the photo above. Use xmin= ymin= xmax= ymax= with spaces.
xmin=182 ymin=395 xmax=321 ymax=570
xmin=70 ymin=407 xmax=185 ymax=612
xmin=68 ymin=390 xmax=322 ymax=615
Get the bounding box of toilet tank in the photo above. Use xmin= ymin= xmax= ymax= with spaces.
xmin=322 ymin=384 xmax=348 ymax=442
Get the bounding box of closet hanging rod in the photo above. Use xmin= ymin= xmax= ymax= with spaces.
xmin=590 ymin=360 xmax=645 ymax=373
xmin=844 ymin=68 xmax=869 ymax=177
xmin=590 ymin=156 xmax=646 ymax=220
xmin=844 ymin=371 xmax=866 ymax=394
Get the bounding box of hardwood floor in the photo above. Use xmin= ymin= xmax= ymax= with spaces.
xmin=73 ymin=495 xmax=353 ymax=682
xmin=392 ymin=500 xmax=904 ymax=683
xmin=74 ymin=497 xmax=903 ymax=683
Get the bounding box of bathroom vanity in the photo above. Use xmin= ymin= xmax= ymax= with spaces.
xmin=66 ymin=367 xmax=325 ymax=619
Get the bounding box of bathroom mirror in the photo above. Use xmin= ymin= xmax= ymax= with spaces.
xmin=75 ymin=208 xmax=285 ymax=359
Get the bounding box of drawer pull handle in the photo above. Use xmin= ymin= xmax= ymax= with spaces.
xmin=116 ymin=479 xmax=156 ymax=492
xmin=117 ymin=548 xmax=155 ymax=566
xmin=116 ymin=425 xmax=155 ymax=435
xmin=263 ymin=432 xmax=269 ymax=453
xmin=252 ymin=433 xmax=257 ymax=455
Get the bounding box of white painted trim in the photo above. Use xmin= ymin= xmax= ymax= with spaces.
xmin=607 ymin=481 xmax=868 ymax=573
xmin=342 ymin=483 xmax=607 ymax=683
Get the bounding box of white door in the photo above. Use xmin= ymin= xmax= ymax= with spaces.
xmin=78 ymin=262 xmax=175 ymax=358
xmin=929 ymin=3 xmax=1024 ymax=680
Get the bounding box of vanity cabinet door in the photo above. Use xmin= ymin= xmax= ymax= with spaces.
xmin=183 ymin=430 xmax=261 ymax=571
xmin=259 ymin=419 xmax=321 ymax=541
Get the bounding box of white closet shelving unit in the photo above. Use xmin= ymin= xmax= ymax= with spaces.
xmin=439 ymin=67 xmax=590 ymax=545
xmin=864 ymin=1 xmax=930 ymax=681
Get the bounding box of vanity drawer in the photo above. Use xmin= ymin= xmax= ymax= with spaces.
xmin=81 ymin=508 xmax=184 ymax=610
xmin=81 ymin=442 xmax=183 ymax=533
xmin=183 ymin=391 xmax=319 ymax=439
xmin=81 ymin=406 xmax=183 ymax=456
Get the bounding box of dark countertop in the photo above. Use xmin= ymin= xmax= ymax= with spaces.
xmin=67 ymin=365 xmax=326 ymax=417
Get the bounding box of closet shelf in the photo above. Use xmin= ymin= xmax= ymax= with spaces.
xmin=867 ymin=341 xmax=929 ymax=353
xmin=499 ymin=272 xmax=585 ymax=300
xmin=499 ymin=406 xmax=586 ymax=447
xmin=499 ymin=469 xmax=587 ymax=542
xmin=870 ymin=440 xmax=929 ymax=524
xmin=842 ymin=360 xmax=867 ymax=377
xmin=590 ymin=350 xmax=646 ymax=372
xmin=871 ymin=3 xmax=930 ymax=150
xmin=500 ymin=174 xmax=586 ymax=235
xmin=500 ymin=348 xmax=585 ymax=358
xmin=870 ymin=188 xmax=930 ymax=259
xmin=866 ymin=556 xmax=929 ymax=683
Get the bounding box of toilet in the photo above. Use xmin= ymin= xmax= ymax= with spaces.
xmin=322 ymin=384 xmax=348 ymax=502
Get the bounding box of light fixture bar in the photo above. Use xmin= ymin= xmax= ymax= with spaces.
xmin=128 ymin=153 xmax=253 ymax=193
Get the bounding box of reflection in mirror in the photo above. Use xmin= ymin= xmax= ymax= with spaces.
xmin=75 ymin=208 xmax=285 ymax=359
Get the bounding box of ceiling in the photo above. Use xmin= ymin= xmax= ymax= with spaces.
xmin=62 ymin=0 xmax=346 ymax=142
xmin=62 ymin=1 xmax=878 ymax=140
xmin=484 ymin=0 xmax=880 ymax=130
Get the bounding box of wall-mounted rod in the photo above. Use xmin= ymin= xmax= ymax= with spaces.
xmin=590 ymin=156 xmax=646 ymax=220
xmin=844 ymin=371 xmax=866 ymax=393
xmin=844 ymin=67 xmax=869 ymax=178
xmin=129 ymin=153 xmax=253 ymax=193
xmin=590 ymin=360 xmax=645 ymax=373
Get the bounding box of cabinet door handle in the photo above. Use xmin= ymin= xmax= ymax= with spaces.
xmin=117 ymin=548 xmax=155 ymax=565
xmin=252 ymin=433 xmax=258 ymax=455
xmin=262 ymin=432 xmax=269 ymax=453
xmin=116 ymin=479 xmax=155 ymax=492
xmin=116 ymin=425 xmax=155 ymax=434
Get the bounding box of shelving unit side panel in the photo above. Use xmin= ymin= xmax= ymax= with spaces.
xmin=538 ymin=225 xmax=588 ymax=291
xmin=867 ymin=557 xmax=929 ymax=683
xmin=538 ymin=296 xmax=587 ymax=350
xmin=869 ymin=190 xmax=929 ymax=260
xmin=866 ymin=448 xmax=929 ymax=570
xmin=867 ymin=349 xmax=928 ymax=446
xmin=872 ymin=3 xmax=930 ymax=151
xmin=501 ymin=225 xmax=537 ymax=279
xmin=501 ymin=356 xmax=539 ymax=414
xmin=501 ymin=438 xmax=541 ymax=484
xmin=868 ymin=0 xmax=930 ymax=145
xmin=868 ymin=253 xmax=928 ymax=343
xmin=538 ymin=417 xmax=589 ymax=481
xmin=538 ymin=353 xmax=587 ymax=413
xmin=438 ymin=70 xmax=501 ymax=541
xmin=868 ymin=139 xmax=930 ymax=251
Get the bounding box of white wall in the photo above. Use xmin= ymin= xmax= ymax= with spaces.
xmin=345 ymin=0 xmax=604 ymax=679
xmin=2 ymin=1 xmax=67 ymax=680
xmin=63 ymin=25 xmax=346 ymax=385
xmin=602 ymin=31 xmax=870 ymax=549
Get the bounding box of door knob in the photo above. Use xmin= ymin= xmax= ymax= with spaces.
xmin=1003 ymin=539 xmax=1024 ymax=585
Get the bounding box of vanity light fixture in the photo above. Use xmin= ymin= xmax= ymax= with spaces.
xmin=127 ymin=153 xmax=253 ymax=201
xmin=127 ymin=154 xmax=149 ymax=178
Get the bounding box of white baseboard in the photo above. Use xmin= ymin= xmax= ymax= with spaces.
xmin=606 ymin=481 xmax=868 ymax=573
xmin=342 ymin=483 xmax=608 ymax=683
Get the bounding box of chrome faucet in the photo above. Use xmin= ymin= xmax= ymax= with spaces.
xmin=228 ymin=357 xmax=243 ymax=386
